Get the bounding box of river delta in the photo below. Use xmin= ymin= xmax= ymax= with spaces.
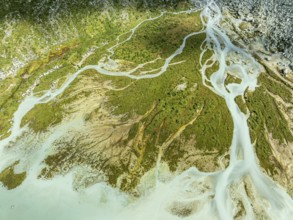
xmin=0 ymin=1 xmax=292 ymax=219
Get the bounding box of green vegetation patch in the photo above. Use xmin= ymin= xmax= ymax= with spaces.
xmin=246 ymin=73 xmax=293 ymax=173
xmin=235 ymin=96 xmax=247 ymax=114
xmin=21 ymin=101 xmax=63 ymax=133
xmin=0 ymin=7 xmax=159 ymax=139
xmin=104 ymin=13 xmax=233 ymax=184
xmin=112 ymin=12 xmax=202 ymax=67
xmin=30 ymin=10 xmax=234 ymax=191
xmin=259 ymin=74 xmax=292 ymax=103
xmin=0 ymin=161 xmax=26 ymax=190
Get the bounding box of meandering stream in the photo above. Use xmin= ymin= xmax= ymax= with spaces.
xmin=0 ymin=1 xmax=292 ymax=219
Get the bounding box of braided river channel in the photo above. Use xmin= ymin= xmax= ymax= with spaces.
xmin=0 ymin=1 xmax=292 ymax=219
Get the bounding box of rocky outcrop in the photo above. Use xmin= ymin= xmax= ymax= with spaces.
xmin=218 ymin=0 xmax=293 ymax=64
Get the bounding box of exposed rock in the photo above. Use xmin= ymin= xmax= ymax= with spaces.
xmin=218 ymin=0 xmax=293 ymax=62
